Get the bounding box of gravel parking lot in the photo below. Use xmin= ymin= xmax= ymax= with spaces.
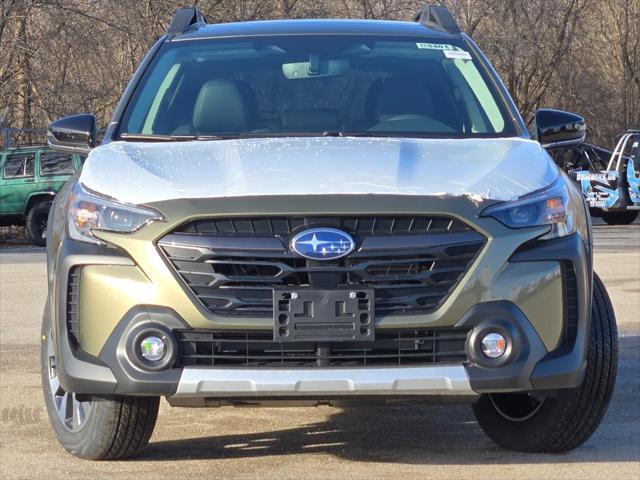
xmin=0 ymin=225 xmax=638 ymax=480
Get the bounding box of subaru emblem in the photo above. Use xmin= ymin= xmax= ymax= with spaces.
xmin=290 ymin=228 xmax=355 ymax=260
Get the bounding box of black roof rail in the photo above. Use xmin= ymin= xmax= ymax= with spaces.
xmin=166 ymin=7 xmax=207 ymax=35
xmin=414 ymin=5 xmax=461 ymax=34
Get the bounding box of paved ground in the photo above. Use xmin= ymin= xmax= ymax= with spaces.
xmin=591 ymin=217 xmax=640 ymax=251
xmin=0 ymin=225 xmax=638 ymax=480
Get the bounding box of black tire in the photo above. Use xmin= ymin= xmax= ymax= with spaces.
xmin=472 ymin=273 xmax=618 ymax=453
xmin=601 ymin=210 xmax=638 ymax=225
xmin=26 ymin=201 xmax=51 ymax=247
xmin=41 ymin=305 xmax=160 ymax=460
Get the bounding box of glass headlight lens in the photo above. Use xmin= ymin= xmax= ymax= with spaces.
xmin=482 ymin=176 xmax=578 ymax=240
xmin=68 ymin=183 xmax=163 ymax=244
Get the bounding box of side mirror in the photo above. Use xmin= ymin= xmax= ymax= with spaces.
xmin=47 ymin=114 xmax=97 ymax=154
xmin=535 ymin=109 xmax=586 ymax=150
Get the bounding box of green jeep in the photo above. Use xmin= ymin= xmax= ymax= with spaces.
xmin=0 ymin=146 xmax=84 ymax=246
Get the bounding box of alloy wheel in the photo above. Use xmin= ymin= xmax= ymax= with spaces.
xmin=47 ymin=336 xmax=92 ymax=432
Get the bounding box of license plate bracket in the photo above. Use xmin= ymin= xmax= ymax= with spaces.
xmin=273 ymin=289 xmax=374 ymax=342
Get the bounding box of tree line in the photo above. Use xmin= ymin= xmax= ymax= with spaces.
xmin=1 ymin=0 xmax=638 ymax=148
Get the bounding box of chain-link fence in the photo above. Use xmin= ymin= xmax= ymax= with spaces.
xmin=1 ymin=128 xmax=47 ymax=149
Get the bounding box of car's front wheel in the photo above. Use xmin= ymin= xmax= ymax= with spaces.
xmin=472 ymin=273 xmax=618 ymax=452
xmin=41 ymin=306 xmax=160 ymax=459
xmin=26 ymin=201 xmax=51 ymax=247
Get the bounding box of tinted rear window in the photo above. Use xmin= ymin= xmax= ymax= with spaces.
xmin=40 ymin=152 xmax=75 ymax=176
xmin=3 ymin=153 xmax=35 ymax=178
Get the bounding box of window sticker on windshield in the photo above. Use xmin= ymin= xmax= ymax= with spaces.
xmin=443 ymin=49 xmax=472 ymax=60
xmin=416 ymin=43 xmax=454 ymax=50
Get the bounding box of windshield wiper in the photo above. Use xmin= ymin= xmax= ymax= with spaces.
xmin=321 ymin=131 xmax=400 ymax=138
xmin=322 ymin=131 xmax=345 ymax=137
xmin=119 ymin=131 xmax=409 ymax=142
xmin=119 ymin=133 xmax=236 ymax=142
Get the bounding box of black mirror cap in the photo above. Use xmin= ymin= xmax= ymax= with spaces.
xmin=535 ymin=109 xmax=586 ymax=150
xmin=47 ymin=113 xmax=97 ymax=155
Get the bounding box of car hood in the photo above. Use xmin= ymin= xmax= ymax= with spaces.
xmin=80 ymin=136 xmax=557 ymax=205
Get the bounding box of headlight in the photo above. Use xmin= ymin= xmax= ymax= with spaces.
xmin=68 ymin=183 xmax=163 ymax=244
xmin=481 ymin=176 xmax=579 ymax=240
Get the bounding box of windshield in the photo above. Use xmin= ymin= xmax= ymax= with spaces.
xmin=119 ymin=35 xmax=517 ymax=139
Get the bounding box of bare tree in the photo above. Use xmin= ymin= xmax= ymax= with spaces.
xmin=0 ymin=0 xmax=637 ymax=147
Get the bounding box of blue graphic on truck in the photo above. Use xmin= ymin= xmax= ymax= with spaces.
xmin=627 ymin=158 xmax=640 ymax=205
xmin=576 ymin=170 xmax=620 ymax=209
xmin=574 ymin=142 xmax=639 ymax=210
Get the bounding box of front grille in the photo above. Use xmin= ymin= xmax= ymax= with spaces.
xmin=176 ymin=328 xmax=470 ymax=367
xmin=67 ymin=268 xmax=81 ymax=345
xmin=159 ymin=215 xmax=485 ymax=318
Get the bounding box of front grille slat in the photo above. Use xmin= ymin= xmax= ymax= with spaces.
xmin=562 ymin=262 xmax=579 ymax=344
xmin=67 ymin=268 xmax=81 ymax=345
xmin=176 ymin=328 xmax=470 ymax=368
xmin=180 ymin=215 xmax=473 ymax=236
xmin=160 ymin=215 xmax=485 ymax=318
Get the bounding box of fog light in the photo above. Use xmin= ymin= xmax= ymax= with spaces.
xmin=481 ymin=332 xmax=507 ymax=358
xmin=140 ymin=336 xmax=166 ymax=362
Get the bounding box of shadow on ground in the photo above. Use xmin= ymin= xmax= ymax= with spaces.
xmin=141 ymin=336 xmax=639 ymax=465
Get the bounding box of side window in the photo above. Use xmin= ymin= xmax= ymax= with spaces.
xmin=3 ymin=157 xmax=24 ymax=177
xmin=40 ymin=152 xmax=75 ymax=176
xmin=24 ymin=156 xmax=35 ymax=176
xmin=3 ymin=153 xmax=35 ymax=178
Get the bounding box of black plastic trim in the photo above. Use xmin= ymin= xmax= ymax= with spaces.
xmin=414 ymin=5 xmax=461 ymax=34
xmin=510 ymin=233 xmax=591 ymax=390
xmin=458 ymin=301 xmax=547 ymax=392
xmin=166 ymin=7 xmax=207 ymax=36
xmin=358 ymin=231 xmax=484 ymax=252
xmin=159 ymin=233 xmax=286 ymax=253
xmin=98 ymin=306 xmax=188 ymax=395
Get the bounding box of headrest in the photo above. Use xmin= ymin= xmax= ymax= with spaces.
xmin=370 ymin=75 xmax=434 ymax=121
xmin=192 ymin=79 xmax=249 ymax=133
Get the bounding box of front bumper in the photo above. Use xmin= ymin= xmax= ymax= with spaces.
xmin=47 ymin=194 xmax=592 ymax=399
xmin=171 ymin=365 xmax=474 ymax=400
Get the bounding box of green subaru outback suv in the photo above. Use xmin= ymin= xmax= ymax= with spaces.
xmin=41 ymin=6 xmax=618 ymax=460
xmin=0 ymin=146 xmax=83 ymax=245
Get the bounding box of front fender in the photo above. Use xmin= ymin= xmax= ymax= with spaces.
xmin=46 ymin=176 xmax=78 ymax=288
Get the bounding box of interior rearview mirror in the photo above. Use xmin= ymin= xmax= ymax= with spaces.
xmin=282 ymin=58 xmax=349 ymax=80
xmin=47 ymin=113 xmax=97 ymax=155
xmin=535 ymin=109 xmax=586 ymax=150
